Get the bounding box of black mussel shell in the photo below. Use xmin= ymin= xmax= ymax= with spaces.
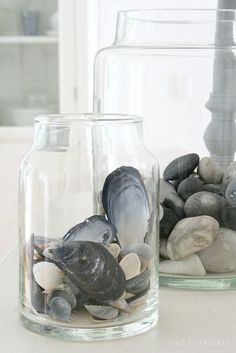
xmin=63 ymin=215 xmax=116 ymax=243
xmin=44 ymin=241 xmax=126 ymax=302
xmin=102 ymin=166 xmax=150 ymax=248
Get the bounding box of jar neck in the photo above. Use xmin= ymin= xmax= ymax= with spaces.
xmin=114 ymin=9 xmax=236 ymax=48
xmin=32 ymin=120 xmax=144 ymax=150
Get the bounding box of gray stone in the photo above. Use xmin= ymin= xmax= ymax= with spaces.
xmin=203 ymin=183 xmax=226 ymax=197
xmin=223 ymin=161 xmax=236 ymax=185
xmin=197 ymin=157 xmax=223 ymax=184
xmin=177 ymin=175 xmax=204 ymax=201
xmin=226 ymin=180 xmax=236 ymax=206
xmin=222 ymin=206 xmax=236 ymax=231
xmin=167 ymin=215 xmax=219 ymax=260
xmin=163 ymin=153 xmax=199 ymax=181
xmin=184 ymin=191 xmax=228 ymax=223
xmin=160 ymin=206 xmax=180 ymax=239
xmin=160 ymin=239 xmax=169 ymax=259
xmin=159 ymin=254 xmax=206 ymax=276
xmin=163 ymin=191 xmax=184 ymax=217
xmin=160 ymin=178 xmax=176 ymax=203
xmin=198 ymin=228 xmax=236 ymax=272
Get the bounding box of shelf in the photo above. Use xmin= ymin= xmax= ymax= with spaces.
xmin=0 ymin=36 xmax=58 ymax=44
xmin=0 ymin=126 xmax=33 ymax=142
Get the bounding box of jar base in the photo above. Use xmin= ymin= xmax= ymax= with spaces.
xmin=160 ymin=274 xmax=236 ymax=290
xmin=19 ymin=311 xmax=158 ymax=341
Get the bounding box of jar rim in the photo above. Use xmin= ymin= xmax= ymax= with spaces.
xmin=34 ymin=113 xmax=143 ymax=125
xmin=117 ymin=9 xmax=236 ymax=24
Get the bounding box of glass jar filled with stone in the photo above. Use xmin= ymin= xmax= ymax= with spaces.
xmin=18 ymin=114 xmax=159 ymax=340
xmin=94 ymin=9 xmax=236 ymax=289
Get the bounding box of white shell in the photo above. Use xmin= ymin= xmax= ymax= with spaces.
xmin=159 ymin=254 xmax=206 ymax=276
xmin=119 ymin=253 xmax=141 ymax=280
xmin=33 ymin=261 xmax=64 ymax=291
xmin=85 ymin=305 xmax=119 ymax=320
xmin=104 ymin=243 xmax=120 ymax=259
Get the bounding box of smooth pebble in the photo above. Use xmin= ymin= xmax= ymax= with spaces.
xmin=198 ymin=228 xmax=236 ymax=272
xmin=167 ymin=215 xmax=219 ymax=260
xmin=163 ymin=153 xmax=199 ymax=181
xmin=160 ymin=178 xmax=176 ymax=203
xmin=177 ymin=175 xmax=204 ymax=201
xmin=159 ymin=254 xmax=206 ymax=276
xmin=223 ymin=161 xmax=236 ymax=185
xmin=160 ymin=207 xmax=180 ymax=239
xmin=197 ymin=157 xmax=223 ymax=184
xmin=163 ymin=192 xmax=185 ymax=217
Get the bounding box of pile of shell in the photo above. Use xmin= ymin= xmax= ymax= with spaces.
xmin=160 ymin=153 xmax=236 ymax=275
xmin=30 ymin=166 xmax=154 ymax=322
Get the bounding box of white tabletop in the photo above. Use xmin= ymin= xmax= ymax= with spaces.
xmin=0 ymin=246 xmax=236 ymax=353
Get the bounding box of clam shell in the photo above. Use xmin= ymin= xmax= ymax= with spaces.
xmin=119 ymin=253 xmax=141 ymax=280
xmin=102 ymin=166 xmax=150 ymax=248
xmin=85 ymin=305 xmax=119 ymax=320
xmin=128 ymin=294 xmax=148 ymax=309
xmin=44 ymin=241 xmax=126 ymax=302
xmin=33 ymin=261 xmax=64 ymax=291
xmin=63 ymin=215 xmax=116 ymax=243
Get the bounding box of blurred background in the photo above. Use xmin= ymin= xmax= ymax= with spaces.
xmin=0 ymin=0 xmax=218 ymax=260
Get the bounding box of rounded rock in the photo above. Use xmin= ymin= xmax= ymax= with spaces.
xmin=226 ymin=180 xmax=236 ymax=206
xmin=119 ymin=253 xmax=141 ymax=280
xmin=167 ymin=215 xmax=219 ymax=260
xmin=222 ymin=206 xmax=236 ymax=230
xmin=163 ymin=153 xmax=199 ymax=181
xmin=197 ymin=157 xmax=223 ymax=184
xmin=159 ymin=254 xmax=206 ymax=276
xmin=163 ymin=192 xmax=185 ymax=217
xmin=223 ymin=161 xmax=236 ymax=185
xmin=203 ymin=183 xmax=226 ymax=197
xmin=33 ymin=261 xmax=64 ymax=291
xmin=160 ymin=207 xmax=180 ymax=239
xmin=177 ymin=175 xmax=204 ymax=201
xmin=160 ymin=178 xmax=176 ymax=203
xmin=198 ymin=228 xmax=236 ymax=272
xmin=184 ymin=191 xmax=228 ymax=223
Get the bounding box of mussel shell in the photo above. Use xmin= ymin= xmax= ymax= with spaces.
xmin=47 ymin=284 xmax=77 ymax=309
xmin=44 ymin=241 xmax=126 ymax=302
xmin=125 ymin=269 xmax=151 ymax=292
xmin=49 ymin=296 xmax=72 ymax=321
xmin=102 ymin=166 xmax=150 ymax=248
xmin=63 ymin=215 xmax=116 ymax=243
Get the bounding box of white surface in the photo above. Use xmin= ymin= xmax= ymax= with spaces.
xmin=0 ymin=36 xmax=58 ymax=44
xmin=0 ymin=246 xmax=236 ymax=353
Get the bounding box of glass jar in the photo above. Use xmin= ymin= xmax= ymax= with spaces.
xmin=18 ymin=114 xmax=159 ymax=340
xmin=94 ymin=9 xmax=236 ymax=290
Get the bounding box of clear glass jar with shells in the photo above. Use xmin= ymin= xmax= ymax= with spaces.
xmin=94 ymin=9 xmax=236 ymax=290
xmin=18 ymin=114 xmax=159 ymax=340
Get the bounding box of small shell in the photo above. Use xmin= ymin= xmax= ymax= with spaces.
xmin=120 ymin=243 xmax=154 ymax=262
xmin=119 ymin=253 xmax=141 ymax=280
xmin=109 ymin=297 xmax=130 ymax=313
xmin=85 ymin=305 xmax=119 ymax=320
xmin=125 ymin=270 xmax=151 ymax=292
xmin=33 ymin=261 xmax=64 ymax=291
xmin=49 ymin=296 xmax=72 ymax=321
xmin=47 ymin=283 xmax=77 ymax=309
xmin=103 ymin=243 xmax=120 ymax=259
xmin=128 ymin=294 xmax=148 ymax=309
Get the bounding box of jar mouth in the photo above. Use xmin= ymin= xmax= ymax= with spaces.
xmin=114 ymin=9 xmax=236 ymax=47
xmin=117 ymin=9 xmax=236 ymax=24
xmin=35 ymin=113 xmax=143 ymax=125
